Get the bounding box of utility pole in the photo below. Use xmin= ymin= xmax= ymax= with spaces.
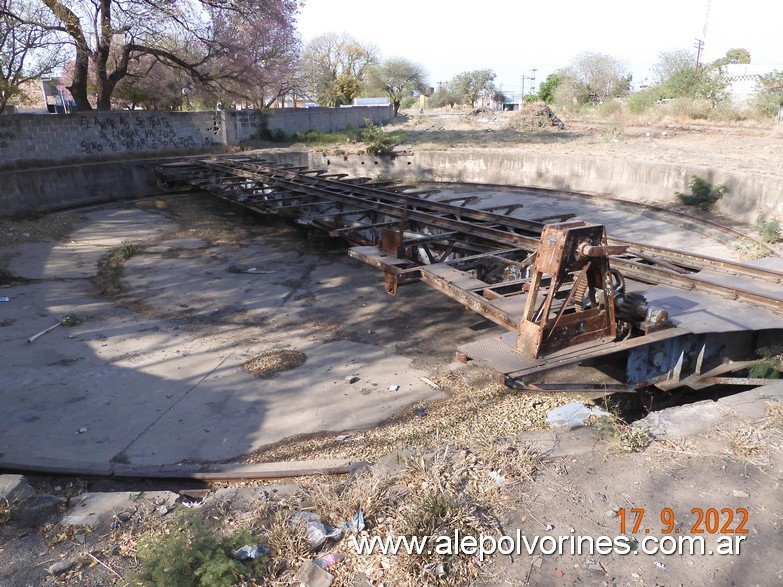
xmin=694 ymin=38 xmax=705 ymax=69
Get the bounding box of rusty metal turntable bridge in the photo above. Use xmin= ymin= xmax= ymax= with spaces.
xmin=156 ymin=155 xmax=783 ymax=394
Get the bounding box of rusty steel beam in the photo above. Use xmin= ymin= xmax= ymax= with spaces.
xmin=156 ymin=158 xmax=783 ymax=313
xmin=419 ymin=267 xmax=520 ymax=330
xmin=157 ymin=156 xmax=783 ymax=318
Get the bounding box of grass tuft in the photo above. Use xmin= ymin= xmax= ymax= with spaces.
xmin=720 ymin=428 xmax=767 ymax=466
xmin=756 ymin=216 xmax=781 ymax=244
xmin=0 ymin=498 xmax=11 ymax=526
xmin=594 ymin=416 xmax=652 ymax=453
xmin=766 ymin=402 xmax=783 ymax=426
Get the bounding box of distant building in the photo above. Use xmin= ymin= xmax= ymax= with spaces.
xmin=353 ymin=97 xmax=390 ymax=106
xmin=499 ymin=91 xmax=519 ymax=111
xmin=724 ymin=64 xmax=783 ymax=102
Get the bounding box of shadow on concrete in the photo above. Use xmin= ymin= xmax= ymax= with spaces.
xmin=0 ymin=197 xmax=487 ymax=472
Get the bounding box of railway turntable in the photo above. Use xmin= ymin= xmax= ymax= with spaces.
xmin=156 ymin=154 xmax=783 ymax=394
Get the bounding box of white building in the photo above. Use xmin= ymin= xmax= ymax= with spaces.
xmin=724 ymin=63 xmax=783 ymax=102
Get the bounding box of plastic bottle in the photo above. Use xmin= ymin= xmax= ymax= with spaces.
xmin=314 ymin=553 xmax=345 ymax=570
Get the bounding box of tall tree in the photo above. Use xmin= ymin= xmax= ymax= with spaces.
xmin=0 ymin=0 xmax=63 ymax=113
xmin=4 ymin=0 xmax=300 ymax=110
xmin=111 ymin=55 xmax=186 ymax=110
xmin=652 ymin=49 xmax=695 ymax=84
xmin=537 ymin=72 xmax=563 ymax=104
xmin=366 ymin=57 xmax=426 ymax=116
xmin=558 ymin=52 xmax=631 ymax=105
xmin=452 ymin=69 xmax=496 ymax=108
xmin=649 ymin=50 xmax=729 ymax=106
xmin=723 ymin=48 xmax=751 ymax=65
xmin=300 ymin=32 xmax=377 ymax=106
xmin=428 ymin=82 xmax=459 ymax=108
xmin=208 ymin=8 xmax=301 ymax=108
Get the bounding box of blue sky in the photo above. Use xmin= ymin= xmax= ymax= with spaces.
xmin=296 ymin=0 xmax=782 ymax=93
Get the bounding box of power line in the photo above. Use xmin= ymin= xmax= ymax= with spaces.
xmin=695 ymin=0 xmax=711 ymax=69
xmin=703 ymin=0 xmax=712 ymax=41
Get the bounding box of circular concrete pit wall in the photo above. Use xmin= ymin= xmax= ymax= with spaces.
xmin=309 ymin=149 xmax=783 ymax=226
xmin=2 ymin=148 xmax=781 ymax=225
xmin=0 ymin=150 xmax=309 ymax=216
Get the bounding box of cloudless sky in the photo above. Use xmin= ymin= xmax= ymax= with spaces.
xmin=296 ymin=0 xmax=783 ymax=94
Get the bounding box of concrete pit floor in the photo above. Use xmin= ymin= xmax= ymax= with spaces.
xmin=0 ymin=187 xmax=765 ymax=471
xmin=0 ymin=195 xmax=491 ymax=469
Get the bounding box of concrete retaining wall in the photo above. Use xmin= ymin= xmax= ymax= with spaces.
xmin=312 ymin=149 xmax=783 ymax=225
xmin=0 ymin=150 xmax=309 ymax=215
xmin=2 ymin=142 xmax=780 ymax=224
xmin=0 ymin=106 xmax=392 ymax=169
xmin=226 ymin=106 xmax=393 ymax=143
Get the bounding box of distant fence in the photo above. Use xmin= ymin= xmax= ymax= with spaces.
xmin=0 ymin=106 xmax=392 ymax=168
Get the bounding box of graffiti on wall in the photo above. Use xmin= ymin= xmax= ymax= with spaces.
xmin=0 ymin=117 xmax=16 ymax=149
xmin=77 ymin=115 xmax=220 ymax=154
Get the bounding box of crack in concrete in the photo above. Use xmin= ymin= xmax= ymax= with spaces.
xmin=109 ymin=349 xmax=236 ymax=465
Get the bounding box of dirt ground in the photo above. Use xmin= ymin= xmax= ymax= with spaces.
xmin=387 ymin=106 xmax=783 ymax=182
xmin=1 ymin=112 xmax=782 ymax=586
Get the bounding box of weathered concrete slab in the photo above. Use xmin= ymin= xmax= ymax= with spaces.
xmin=718 ymin=382 xmax=783 ymax=420
xmin=0 ymin=474 xmax=35 ymax=503
xmin=117 ymin=338 xmax=440 ymax=464
xmin=61 ymin=491 xmax=178 ymax=527
xmin=637 ymin=400 xmax=732 ymax=438
xmin=206 ymin=485 xmax=300 ymax=509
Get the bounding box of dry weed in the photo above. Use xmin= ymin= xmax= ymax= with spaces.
xmin=0 ymin=498 xmax=11 ymax=526
xmin=263 ymin=507 xmax=312 ymax=584
xmin=244 ymin=369 xmax=573 ymax=465
xmin=235 ymin=442 xmax=540 ymax=586
xmin=720 ymin=428 xmax=768 ymax=465
xmin=301 ymin=470 xmax=394 ymax=525
xmin=732 ymin=238 xmax=772 ymax=261
xmin=594 ymin=416 xmax=652 ymax=453
xmin=766 ymin=401 xmax=783 ymax=426
xmin=242 ymin=349 xmax=307 ymax=378
xmin=0 ymin=211 xmax=82 ymax=246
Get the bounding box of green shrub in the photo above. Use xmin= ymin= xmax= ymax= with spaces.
xmin=756 ymin=216 xmax=781 ymax=243
xmin=598 ymin=99 xmax=622 ymax=117
xmin=361 ymin=119 xmax=400 ymax=156
xmin=132 ymin=510 xmax=263 ymax=587
xmin=749 ymin=345 xmax=783 ymax=379
xmin=61 ymin=313 xmax=81 ymax=327
xmin=675 ymin=176 xmax=727 ymax=210
xmin=627 ymin=89 xmax=659 ymax=114
xmin=400 ymin=95 xmax=416 ymax=110
xmin=119 ymin=241 xmax=138 ymax=259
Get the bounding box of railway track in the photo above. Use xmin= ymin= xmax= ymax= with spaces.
xmin=156 ymin=154 xmax=783 ymax=392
